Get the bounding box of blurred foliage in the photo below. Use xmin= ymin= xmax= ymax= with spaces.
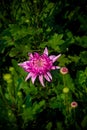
xmin=0 ymin=0 xmax=87 ymax=129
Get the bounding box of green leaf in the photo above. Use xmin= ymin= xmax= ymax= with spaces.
xmin=25 ymin=94 xmax=32 ymax=107
xmin=49 ymin=97 xmax=61 ymax=109
xmin=80 ymin=51 xmax=87 ymax=64
xmin=58 ymin=54 xmax=71 ymax=66
xmin=46 ymin=122 xmax=52 ymax=130
xmin=75 ymin=36 xmax=87 ymax=48
xmin=56 ymin=122 xmax=64 ymax=130
xmin=81 ymin=116 xmax=87 ymax=128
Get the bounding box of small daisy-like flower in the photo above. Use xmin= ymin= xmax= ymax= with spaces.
xmin=60 ymin=67 xmax=68 ymax=75
xmin=18 ymin=47 xmax=61 ymax=87
xmin=71 ymin=101 xmax=78 ymax=108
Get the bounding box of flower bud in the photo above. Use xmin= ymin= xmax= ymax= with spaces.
xmin=9 ymin=67 xmax=14 ymax=72
xmin=22 ymin=104 xmax=26 ymax=108
xmin=17 ymin=92 xmax=22 ymax=97
xmin=60 ymin=67 xmax=68 ymax=75
xmin=3 ymin=73 xmax=11 ymax=80
xmin=63 ymin=87 xmax=69 ymax=93
xmin=71 ymin=101 xmax=78 ymax=108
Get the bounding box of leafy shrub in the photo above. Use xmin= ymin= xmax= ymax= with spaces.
xmin=0 ymin=0 xmax=87 ymax=129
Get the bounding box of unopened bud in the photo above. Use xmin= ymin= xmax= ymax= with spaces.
xmin=63 ymin=87 xmax=69 ymax=93
xmin=71 ymin=101 xmax=78 ymax=108
xmin=60 ymin=67 xmax=68 ymax=75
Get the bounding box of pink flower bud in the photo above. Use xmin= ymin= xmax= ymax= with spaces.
xmin=60 ymin=67 xmax=68 ymax=75
xmin=71 ymin=101 xmax=78 ymax=108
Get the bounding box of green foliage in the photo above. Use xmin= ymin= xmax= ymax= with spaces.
xmin=45 ymin=33 xmax=64 ymax=52
xmin=56 ymin=122 xmax=64 ymax=130
xmin=0 ymin=0 xmax=87 ymax=129
xmin=22 ymin=100 xmax=45 ymax=123
xmin=46 ymin=122 xmax=52 ymax=130
xmin=81 ymin=116 xmax=87 ymax=129
xmin=75 ymin=68 xmax=87 ymax=101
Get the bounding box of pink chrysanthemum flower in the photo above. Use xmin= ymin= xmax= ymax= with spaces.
xmin=18 ymin=47 xmax=61 ymax=87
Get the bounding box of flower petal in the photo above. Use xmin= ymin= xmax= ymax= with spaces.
xmin=49 ymin=55 xmax=56 ymax=60
xmin=55 ymin=66 xmax=60 ymax=69
xmin=28 ymin=53 xmax=33 ymax=59
xmin=39 ymin=75 xmax=45 ymax=87
xmin=25 ymin=72 xmax=32 ymax=81
xmin=47 ymin=72 xmax=52 ymax=80
xmin=18 ymin=61 xmax=29 ymax=69
xmin=31 ymin=75 xmax=37 ymax=84
xmin=44 ymin=74 xmax=51 ymax=82
xmin=18 ymin=61 xmax=31 ymax=72
xmin=43 ymin=47 xmax=48 ymax=55
xmin=34 ymin=52 xmax=40 ymax=58
xmin=52 ymin=54 xmax=61 ymax=63
xmin=51 ymin=66 xmax=60 ymax=70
